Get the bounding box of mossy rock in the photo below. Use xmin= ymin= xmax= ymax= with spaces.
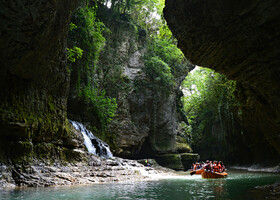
xmin=155 ymin=154 xmax=184 ymax=170
xmin=175 ymin=142 xmax=192 ymax=153
xmin=180 ymin=153 xmax=200 ymax=170
xmin=33 ymin=142 xmax=54 ymax=161
xmin=175 ymin=136 xmax=192 ymax=153
xmin=9 ymin=140 xmax=33 ymax=164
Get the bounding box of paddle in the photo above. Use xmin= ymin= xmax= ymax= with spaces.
xmin=190 ymin=171 xmax=196 ymax=176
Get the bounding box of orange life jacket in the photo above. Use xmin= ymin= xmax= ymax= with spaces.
xmin=213 ymin=164 xmax=219 ymax=172
xmin=218 ymin=163 xmax=222 ymax=168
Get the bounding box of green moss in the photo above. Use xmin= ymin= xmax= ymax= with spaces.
xmin=180 ymin=153 xmax=200 ymax=170
xmin=175 ymin=142 xmax=192 ymax=153
xmin=155 ymin=154 xmax=184 ymax=170
xmin=9 ymin=140 xmax=33 ymax=164
xmin=0 ymin=92 xmax=67 ymax=142
xmin=0 ymin=90 xmax=75 ymax=164
xmin=48 ymin=96 xmax=56 ymax=112
xmin=175 ymin=136 xmax=192 ymax=153
xmin=33 ymin=143 xmax=54 ymax=161
xmin=33 ymin=142 xmax=86 ymax=164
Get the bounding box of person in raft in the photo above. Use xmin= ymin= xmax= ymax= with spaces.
xmin=218 ymin=161 xmax=226 ymax=172
xmin=204 ymin=160 xmax=211 ymax=171
xmin=191 ymin=160 xmax=226 ymax=172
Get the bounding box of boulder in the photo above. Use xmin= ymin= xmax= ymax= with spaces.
xmin=180 ymin=153 xmax=200 ymax=171
xmin=155 ymin=154 xmax=184 ymax=171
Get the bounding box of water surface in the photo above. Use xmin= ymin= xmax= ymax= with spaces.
xmin=1 ymin=169 xmax=279 ymax=200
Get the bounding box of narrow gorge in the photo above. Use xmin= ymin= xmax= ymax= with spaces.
xmin=0 ymin=0 xmax=279 ymax=195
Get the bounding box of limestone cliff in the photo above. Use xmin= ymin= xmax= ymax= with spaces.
xmin=0 ymin=0 xmax=198 ymax=173
xmin=98 ymin=10 xmax=194 ymax=159
xmin=66 ymin=6 xmax=199 ymax=169
xmin=164 ymin=0 xmax=280 ymax=164
xmin=0 ymin=0 xmax=81 ymax=164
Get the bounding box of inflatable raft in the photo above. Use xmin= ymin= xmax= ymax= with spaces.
xmin=201 ymin=171 xmax=228 ymax=178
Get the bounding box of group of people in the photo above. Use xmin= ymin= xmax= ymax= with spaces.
xmin=192 ymin=160 xmax=226 ymax=173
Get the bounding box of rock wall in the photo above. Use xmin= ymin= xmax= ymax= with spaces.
xmin=92 ymin=12 xmax=192 ymax=159
xmin=0 ymin=0 xmax=80 ymax=164
xmin=164 ymin=0 xmax=280 ymax=164
xmin=64 ymin=7 xmax=200 ymax=169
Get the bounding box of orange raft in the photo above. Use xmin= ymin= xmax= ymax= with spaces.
xmin=190 ymin=168 xmax=204 ymax=175
xmin=201 ymin=171 xmax=228 ymax=179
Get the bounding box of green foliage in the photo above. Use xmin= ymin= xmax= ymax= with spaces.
xmin=142 ymin=35 xmax=189 ymax=96
xmin=182 ymin=67 xmax=237 ymax=122
xmin=143 ymin=56 xmax=174 ymax=95
xmin=67 ymin=1 xmax=191 ymax=143
xmin=68 ymin=5 xmax=109 ymax=71
xmin=158 ymin=24 xmax=173 ymax=41
xmin=79 ymin=86 xmax=117 ymax=130
xmin=178 ymin=122 xmax=192 ymax=138
xmin=103 ymin=0 xmax=165 ymax=34
xmin=181 ymin=67 xmax=240 ymax=151
xmin=69 ymin=22 xmax=77 ymax=31
xmin=147 ymin=36 xmax=188 ymax=74
xmin=67 ymin=46 xmax=83 ymax=63
xmin=68 ymin=4 xmax=116 ymax=133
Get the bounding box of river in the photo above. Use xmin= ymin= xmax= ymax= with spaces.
xmin=0 ymin=169 xmax=279 ymax=200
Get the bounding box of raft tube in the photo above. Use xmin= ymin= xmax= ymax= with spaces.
xmin=190 ymin=168 xmax=204 ymax=175
xmin=201 ymin=171 xmax=228 ymax=178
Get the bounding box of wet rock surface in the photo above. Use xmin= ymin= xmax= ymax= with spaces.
xmin=0 ymin=157 xmax=176 ymax=188
xmin=0 ymin=0 xmax=80 ymax=165
xmin=254 ymin=181 xmax=280 ymax=200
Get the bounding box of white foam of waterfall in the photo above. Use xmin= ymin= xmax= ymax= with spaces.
xmin=69 ymin=120 xmax=113 ymax=159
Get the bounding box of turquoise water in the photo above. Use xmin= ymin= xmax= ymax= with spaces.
xmin=0 ymin=169 xmax=279 ymax=200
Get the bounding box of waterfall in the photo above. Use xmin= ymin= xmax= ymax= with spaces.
xmin=69 ymin=120 xmax=113 ymax=159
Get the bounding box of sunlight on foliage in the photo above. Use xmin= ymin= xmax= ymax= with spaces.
xmin=181 ymin=66 xmax=239 ymax=148
xmin=67 ymin=47 xmax=83 ymax=63
xmin=80 ymin=86 xmax=117 ymax=129
xmin=68 ymin=4 xmax=117 ymax=132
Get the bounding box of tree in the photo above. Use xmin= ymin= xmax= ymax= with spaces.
xmin=181 ymin=67 xmax=240 ymax=160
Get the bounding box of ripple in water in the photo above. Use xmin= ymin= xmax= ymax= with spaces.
xmin=0 ymin=169 xmax=279 ymax=200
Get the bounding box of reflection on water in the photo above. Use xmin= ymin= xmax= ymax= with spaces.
xmin=0 ymin=169 xmax=279 ymax=200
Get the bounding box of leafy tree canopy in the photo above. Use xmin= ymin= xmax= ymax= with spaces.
xmin=181 ymin=66 xmax=240 ymax=157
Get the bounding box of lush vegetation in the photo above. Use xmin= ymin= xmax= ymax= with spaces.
xmin=127 ymin=0 xmax=190 ymax=97
xmin=67 ymin=4 xmax=117 ymax=133
xmin=67 ymin=0 xmax=191 ymax=146
xmin=181 ymin=67 xmax=240 ymax=160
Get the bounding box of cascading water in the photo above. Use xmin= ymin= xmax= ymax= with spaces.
xmin=69 ymin=120 xmax=113 ymax=159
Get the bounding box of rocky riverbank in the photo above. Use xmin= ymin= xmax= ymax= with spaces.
xmin=244 ymin=181 xmax=280 ymax=200
xmin=254 ymin=181 xmax=280 ymax=200
xmin=0 ymin=156 xmax=176 ymax=189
